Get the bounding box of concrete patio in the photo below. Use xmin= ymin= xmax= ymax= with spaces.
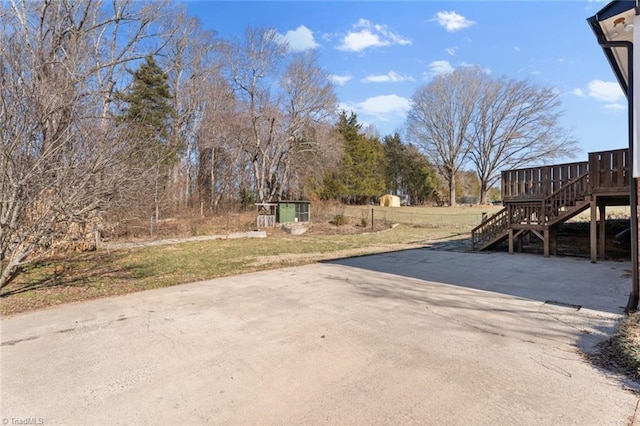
xmin=1 ymin=249 xmax=638 ymax=425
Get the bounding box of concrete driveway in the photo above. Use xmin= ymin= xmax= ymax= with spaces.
xmin=1 ymin=249 xmax=638 ymax=425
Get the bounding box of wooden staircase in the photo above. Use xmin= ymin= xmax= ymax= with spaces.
xmin=472 ymin=172 xmax=591 ymax=254
xmin=471 ymin=207 xmax=509 ymax=251
xmin=472 ymin=148 xmax=630 ymax=259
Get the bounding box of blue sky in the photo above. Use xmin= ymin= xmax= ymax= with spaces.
xmin=184 ymin=1 xmax=628 ymax=159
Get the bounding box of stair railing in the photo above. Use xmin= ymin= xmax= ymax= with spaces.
xmin=542 ymin=171 xmax=590 ymax=224
xmin=471 ymin=207 xmax=508 ymax=249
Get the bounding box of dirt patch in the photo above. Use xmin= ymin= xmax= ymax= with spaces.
xmin=589 ymin=311 xmax=640 ymax=386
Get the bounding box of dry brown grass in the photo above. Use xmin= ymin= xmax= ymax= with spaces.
xmin=590 ymin=311 xmax=640 ymax=384
xmin=1 ymin=217 xmax=464 ymax=317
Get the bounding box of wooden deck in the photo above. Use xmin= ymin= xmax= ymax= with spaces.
xmin=473 ymin=148 xmax=630 ymax=260
xmin=501 ymin=149 xmax=629 ymax=202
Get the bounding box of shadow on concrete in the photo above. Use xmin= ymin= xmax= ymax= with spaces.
xmin=323 ymin=248 xmax=630 ymax=315
xmin=325 ymin=248 xmax=637 ymax=387
xmin=336 ymin=270 xmax=617 ymax=346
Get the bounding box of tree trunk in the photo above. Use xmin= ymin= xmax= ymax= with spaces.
xmin=449 ymin=174 xmax=456 ymax=207
xmin=0 ymin=257 xmax=22 ymax=290
xmin=479 ymin=182 xmax=489 ymax=205
xmin=154 ymin=168 xmax=161 ymax=222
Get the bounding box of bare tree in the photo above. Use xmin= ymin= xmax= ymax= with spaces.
xmin=0 ymin=0 xmax=167 ymax=289
xmin=287 ymin=122 xmax=344 ymax=200
xmin=195 ymin=72 xmax=247 ymax=212
xmin=406 ymin=68 xmax=481 ymax=206
xmin=277 ymin=51 xmax=338 ymax=199
xmin=157 ymin=7 xmax=219 ymax=212
xmin=467 ymin=72 xmax=576 ymax=204
xmin=221 ymin=27 xmax=288 ymax=203
xmin=222 ymin=27 xmax=337 ymax=203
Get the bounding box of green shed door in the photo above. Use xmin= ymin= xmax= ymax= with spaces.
xmin=278 ymin=203 xmax=296 ymax=223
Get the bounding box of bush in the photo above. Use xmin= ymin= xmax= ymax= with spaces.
xmin=330 ymin=214 xmax=348 ymax=226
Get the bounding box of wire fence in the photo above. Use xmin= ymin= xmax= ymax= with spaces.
xmin=315 ymin=205 xmax=488 ymax=230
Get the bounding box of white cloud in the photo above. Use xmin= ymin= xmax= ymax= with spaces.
xmin=361 ymin=70 xmax=414 ymax=83
xmin=329 ymin=74 xmax=352 ymax=86
xmin=357 ymin=94 xmax=412 ymax=118
xmin=337 ymin=19 xmax=411 ymax=52
xmin=604 ymin=103 xmax=626 ymax=110
xmin=572 ymin=88 xmax=586 ymax=97
xmin=572 ymin=80 xmax=626 ymax=110
xmin=339 ymin=29 xmax=387 ymax=51
xmin=279 ymin=25 xmax=319 ymax=52
xmin=588 ymin=79 xmax=624 ymax=103
xmin=514 ymin=46 xmax=520 ymax=52
xmin=459 ymin=61 xmax=491 ymax=74
xmin=428 ymin=60 xmax=455 ymax=76
xmin=445 ymin=47 xmax=457 ymax=56
xmin=434 ymin=11 xmax=475 ymax=32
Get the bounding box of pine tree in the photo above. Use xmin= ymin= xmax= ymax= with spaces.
xmin=117 ymin=55 xmax=175 ymax=162
xmin=336 ymin=111 xmax=386 ymax=204
xmin=116 ymin=55 xmax=176 ymax=220
xmin=383 ymin=133 xmax=404 ymax=195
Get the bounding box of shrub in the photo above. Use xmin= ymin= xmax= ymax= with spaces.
xmin=331 ymin=214 xmax=348 ymax=226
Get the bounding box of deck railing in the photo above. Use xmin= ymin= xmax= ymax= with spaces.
xmin=501 ymin=148 xmax=628 ymax=202
xmin=502 ymin=161 xmax=588 ymax=201
xmin=508 ymin=202 xmax=545 ymax=226
xmin=589 ymin=148 xmax=629 ymax=193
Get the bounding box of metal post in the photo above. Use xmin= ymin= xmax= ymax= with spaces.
xmin=371 ymin=208 xmax=374 ymax=230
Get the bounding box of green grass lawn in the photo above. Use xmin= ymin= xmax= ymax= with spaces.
xmin=1 ymin=223 xmax=470 ymax=316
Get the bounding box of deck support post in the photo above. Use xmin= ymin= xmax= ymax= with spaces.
xmin=590 ymin=196 xmax=598 ymax=263
xmin=543 ymin=228 xmax=550 ymax=258
xmin=598 ymin=201 xmax=606 ymax=260
xmin=508 ymin=229 xmax=514 ymax=254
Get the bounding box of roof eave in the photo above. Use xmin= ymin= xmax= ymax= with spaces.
xmin=587 ymin=0 xmax=639 ymax=97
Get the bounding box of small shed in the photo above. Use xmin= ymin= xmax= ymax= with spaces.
xmin=277 ymin=201 xmax=311 ymax=224
xmin=380 ymin=194 xmax=401 ymax=207
xmin=256 ymin=201 xmax=311 ymax=227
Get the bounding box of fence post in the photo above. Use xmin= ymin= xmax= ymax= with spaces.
xmin=371 ymin=208 xmax=374 ymax=230
xmin=149 ymin=216 xmax=154 ymax=237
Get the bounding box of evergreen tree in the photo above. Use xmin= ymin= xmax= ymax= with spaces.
xmin=116 ymin=55 xmax=176 ymax=219
xmin=403 ymin=144 xmax=437 ymax=205
xmin=383 ymin=133 xmax=404 ymax=195
xmin=336 ymin=111 xmax=386 ymax=204
xmin=117 ymin=55 xmax=175 ymax=163
xmin=382 ymin=133 xmax=437 ymax=205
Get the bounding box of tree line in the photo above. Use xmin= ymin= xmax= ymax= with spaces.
xmin=1 ymin=0 xmax=573 ymax=289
